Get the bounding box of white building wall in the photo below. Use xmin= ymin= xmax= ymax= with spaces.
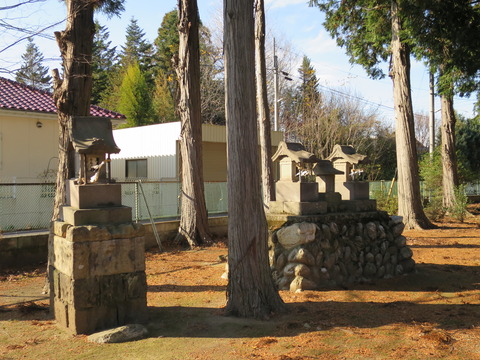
xmin=111 ymin=122 xmax=181 ymax=181
xmin=112 ymin=122 xmax=181 ymax=159
xmin=110 ymin=121 xmax=284 ymax=182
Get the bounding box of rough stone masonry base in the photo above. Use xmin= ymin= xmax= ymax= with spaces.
xmin=50 ymin=221 xmax=147 ymax=335
xmin=268 ymin=211 xmax=415 ymax=292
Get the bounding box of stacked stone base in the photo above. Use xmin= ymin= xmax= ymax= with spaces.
xmin=268 ymin=211 xmax=415 ymax=292
xmin=50 ymin=221 xmax=147 ymax=334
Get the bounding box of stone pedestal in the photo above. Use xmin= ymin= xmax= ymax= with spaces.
xmin=275 ymin=181 xmax=319 ymax=202
xmin=51 ymin=183 xmax=147 ymax=335
xmin=67 ymin=180 xmax=122 ymax=209
xmin=269 ymin=200 xmax=327 ymax=215
xmin=335 ymin=181 xmax=369 ymax=200
xmin=318 ymin=192 xmax=342 ymax=212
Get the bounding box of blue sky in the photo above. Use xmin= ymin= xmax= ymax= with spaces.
xmin=0 ymin=0 xmax=477 ymax=125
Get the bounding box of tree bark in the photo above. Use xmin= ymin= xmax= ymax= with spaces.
xmin=44 ymin=0 xmax=95 ymax=293
xmin=224 ymin=0 xmax=285 ymax=318
xmin=52 ymin=0 xmax=95 ymax=219
xmin=390 ymin=0 xmax=433 ymax=229
xmin=440 ymin=92 xmax=459 ymax=209
xmin=174 ymin=0 xmax=211 ymax=247
xmin=254 ymin=0 xmax=275 ymax=207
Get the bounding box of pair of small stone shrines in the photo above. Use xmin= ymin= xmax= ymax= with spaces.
xmin=49 ymin=116 xmax=147 ymax=335
xmin=268 ymin=142 xmax=415 ymax=292
xmin=269 ymin=141 xmax=374 ymax=215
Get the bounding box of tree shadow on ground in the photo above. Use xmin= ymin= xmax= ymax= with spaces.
xmin=146 ymin=299 xmax=479 ymax=339
xmin=148 ymin=284 xmax=225 ymax=292
xmin=345 ymin=262 xmax=480 ymax=292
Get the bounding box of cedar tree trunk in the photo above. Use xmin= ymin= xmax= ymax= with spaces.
xmin=45 ymin=0 xmax=95 ymax=293
xmin=224 ymin=0 xmax=285 ymax=318
xmin=174 ymin=0 xmax=211 ymax=247
xmin=390 ymin=0 xmax=433 ymax=229
xmin=52 ymin=0 xmax=95 ymax=219
xmin=254 ymin=0 xmax=275 ymax=207
xmin=440 ymin=92 xmax=459 ymax=209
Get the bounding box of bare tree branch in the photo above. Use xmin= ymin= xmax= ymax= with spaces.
xmin=0 ymin=0 xmax=46 ymax=11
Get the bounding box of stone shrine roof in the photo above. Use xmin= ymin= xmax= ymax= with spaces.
xmin=272 ymin=141 xmax=319 ymax=164
xmin=70 ymin=116 xmax=121 ymax=154
xmin=312 ymin=160 xmax=344 ymax=176
xmin=326 ymin=144 xmax=366 ymax=164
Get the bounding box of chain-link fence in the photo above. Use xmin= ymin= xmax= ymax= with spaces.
xmin=369 ymin=180 xmax=480 ymax=199
xmin=0 ymin=183 xmax=55 ymax=232
xmin=2 ymin=180 xmax=478 ymax=233
xmin=0 ymin=181 xmax=228 ymax=233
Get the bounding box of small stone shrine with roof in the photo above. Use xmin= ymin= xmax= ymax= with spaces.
xmin=50 ymin=116 xmax=147 ymax=335
xmin=327 ymin=144 xmax=369 ymax=201
xmin=267 ymin=141 xmax=415 ymax=292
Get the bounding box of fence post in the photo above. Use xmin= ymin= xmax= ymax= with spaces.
xmin=134 ymin=182 xmax=139 ymax=222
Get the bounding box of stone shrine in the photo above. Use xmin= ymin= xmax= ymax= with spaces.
xmin=267 ymin=142 xmax=415 ymax=292
xmin=269 ymin=141 xmax=325 ymax=215
xmin=327 ymin=144 xmax=369 ymax=201
xmin=50 ymin=116 xmax=147 ymax=334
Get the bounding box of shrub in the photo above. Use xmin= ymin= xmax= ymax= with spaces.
xmin=449 ymin=185 xmax=468 ymax=222
xmin=423 ymin=193 xmax=445 ymax=221
xmin=371 ymin=189 xmax=398 ymax=215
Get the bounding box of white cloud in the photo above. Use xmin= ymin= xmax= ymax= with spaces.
xmin=266 ymin=0 xmax=309 ymax=9
xmin=298 ymin=30 xmax=338 ymax=57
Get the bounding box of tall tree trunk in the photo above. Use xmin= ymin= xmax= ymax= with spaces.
xmin=52 ymin=0 xmax=95 ymax=218
xmin=44 ymin=0 xmax=95 ymax=293
xmin=224 ymin=0 xmax=285 ymax=318
xmin=390 ymin=0 xmax=433 ymax=229
xmin=440 ymin=92 xmax=459 ymax=209
xmin=174 ymin=0 xmax=211 ymax=247
xmin=254 ymin=0 xmax=275 ymax=207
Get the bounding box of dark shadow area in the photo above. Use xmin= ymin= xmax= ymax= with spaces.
xmin=148 ymin=284 xmax=225 ymax=292
xmin=337 ymin=263 xmax=480 ymax=293
xmin=148 ymin=262 xmax=225 ymax=277
xmin=147 ymin=263 xmax=480 ymax=294
xmin=432 ymin=223 xmax=480 ymax=230
xmin=410 ymin=244 xmax=480 ymax=248
xmin=145 ymin=299 xmax=480 ymax=339
xmin=0 ymin=300 xmax=51 ymax=322
xmin=0 ymin=295 xmax=48 ymax=305
xmin=410 ymin=235 xmax=480 ymax=241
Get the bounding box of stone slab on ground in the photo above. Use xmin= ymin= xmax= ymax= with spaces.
xmin=87 ymin=324 xmax=148 ymax=343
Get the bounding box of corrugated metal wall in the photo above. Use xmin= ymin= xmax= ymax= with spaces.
xmin=110 ymin=155 xmax=177 ymax=181
xmin=110 ymin=121 xmax=284 ymax=182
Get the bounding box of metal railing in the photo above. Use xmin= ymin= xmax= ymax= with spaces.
xmin=0 ymin=181 xmax=228 ymax=233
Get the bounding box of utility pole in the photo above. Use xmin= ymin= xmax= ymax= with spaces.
xmin=429 ymin=71 xmax=435 ymax=157
xmin=273 ymin=38 xmax=279 ymax=131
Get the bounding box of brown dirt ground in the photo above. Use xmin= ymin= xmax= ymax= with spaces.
xmin=2 ymin=206 xmax=480 ymax=360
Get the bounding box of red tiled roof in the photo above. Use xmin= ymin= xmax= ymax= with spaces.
xmin=0 ymin=77 xmax=125 ymax=119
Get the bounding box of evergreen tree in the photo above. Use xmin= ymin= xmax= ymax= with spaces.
xmin=310 ymin=0 xmax=433 ymax=229
xmin=456 ymin=116 xmax=480 ymax=180
xmin=91 ymin=22 xmax=117 ymax=105
xmin=406 ymin=0 xmax=480 ymax=209
xmin=154 ymin=10 xmax=180 ymax=104
xmin=15 ymin=38 xmax=51 ymax=91
xmin=120 ymin=18 xmax=153 ymax=74
xmin=155 ymin=10 xmax=179 ymax=79
xmin=297 ymin=55 xmax=320 ymax=118
xmin=152 ymin=70 xmax=176 ymax=123
xmin=117 ymin=62 xmax=154 ymax=127
xmin=154 ymin=10 xmax=225 ymax=124
xmin=298 ymin=56 xmax=319 ymax=98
